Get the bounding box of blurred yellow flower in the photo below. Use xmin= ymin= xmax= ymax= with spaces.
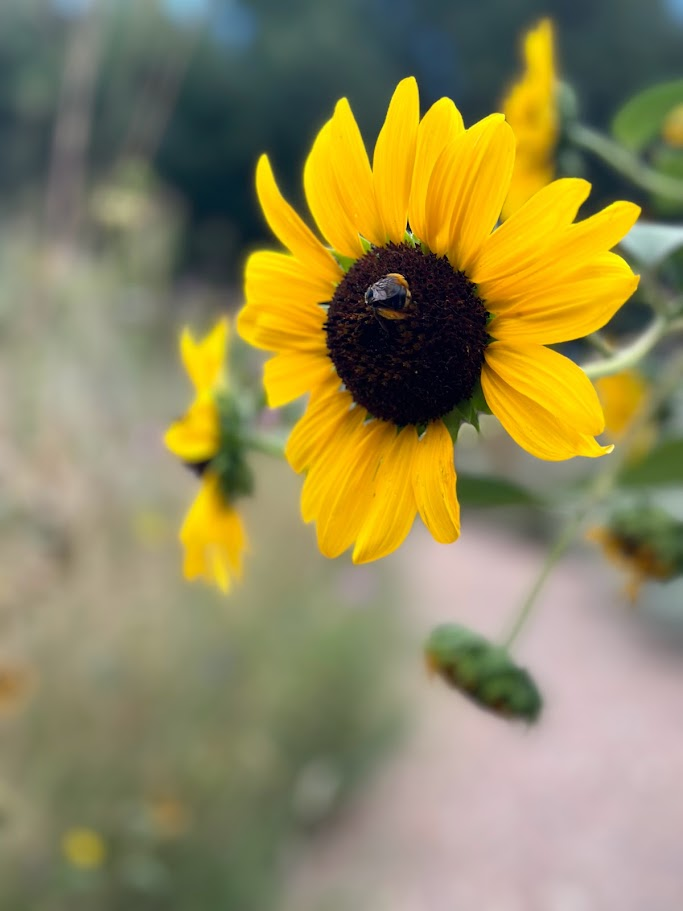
xmin=501 ymin=19 xmax=558 ymax=219
xmin=595 ymin=368 xmax=655 ymax=459
xmin=588 ymin=521 xmax=679 ymax=602
xmin=164 ymin=320 xmax=249 ymax=593
xmin=662 ymin=103 xmax=683 ymax=149
xmin=61 ymin=827 xmax=106 ymax=870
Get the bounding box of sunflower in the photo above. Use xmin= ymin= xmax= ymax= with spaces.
xmin=164 ymin=319 xmax=249 ymax=592
xmin=238 ymin=77 xmax=640 ymax=564
xmin=501 ymin=19 xmax=558 ymax=219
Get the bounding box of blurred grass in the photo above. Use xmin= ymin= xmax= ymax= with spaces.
xmin=0 ymin=174 xmax=405 ymax=910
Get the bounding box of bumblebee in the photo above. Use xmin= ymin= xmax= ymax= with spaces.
xmin=364 ymin=273 xmax=413 ymax=330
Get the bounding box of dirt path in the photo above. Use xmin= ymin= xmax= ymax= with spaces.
xmin=283 ymin=523 xmax=683 ymax=911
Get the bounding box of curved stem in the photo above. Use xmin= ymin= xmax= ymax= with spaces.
xmin=569 ymin=123 xmax=683 ymax=202
xmin=582 ymin=315 xmax=669 ymax=379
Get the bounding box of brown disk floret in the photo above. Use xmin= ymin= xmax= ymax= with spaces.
xmin=325 ymin=243 xmax=489 ymax=426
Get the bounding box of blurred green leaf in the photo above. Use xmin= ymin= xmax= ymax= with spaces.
xmin=612 ymin=79 xmax=683 ymax=151
xmin=618 ymin=220 xmax=683 ymax=267
xmin=620 ymin=438 xmax=683 ymax=487
xmin=457 ymin=475 xmax=540 ymax=508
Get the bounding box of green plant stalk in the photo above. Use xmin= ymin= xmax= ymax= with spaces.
xmin=569 ymin=123 xmax=683 ymax=202
xmin=502 ymin=350 xmax=683 ymax=650
xmin=582 ymin=315 xmax=670 ymax=379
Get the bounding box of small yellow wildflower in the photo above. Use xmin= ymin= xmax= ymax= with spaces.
xmin=662 ymin=103 xmax=683 ymax=149
xmin=165 ymin=320 xmax=250 ymax=593
xmin=501 ymin=19 xmax=558 ymax=219
xmin=61 ymin=827 xmax=106 ymax=870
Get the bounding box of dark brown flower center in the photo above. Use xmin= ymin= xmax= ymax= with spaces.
xmin=324 ymin=243 xmax=489 ymax=426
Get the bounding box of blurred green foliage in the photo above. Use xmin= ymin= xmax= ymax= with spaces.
xmin=1 ymin=0 xmax=682 ymax=274
xmin=0 ymin=171 xmax=404 ymax=909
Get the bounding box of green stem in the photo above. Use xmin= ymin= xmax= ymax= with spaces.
xmin=582 ymin=315 xmax=669 ymax=379
xmin=569 ymin=123 xmax=683 ymax=202
xmin=502 ymin=351 xmax=683 ymax=650
xmin=244 ymin=433 xmax=286 ymax=458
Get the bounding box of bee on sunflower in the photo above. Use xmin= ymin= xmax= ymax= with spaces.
xmin=164 ymin=319 xmax=250 ymax=593
xmin=238 ymin=77 xmax=640 ymax=565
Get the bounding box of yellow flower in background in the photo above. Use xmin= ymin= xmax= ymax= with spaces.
xmin=61 ymin=827 xmax=106 ymax=870
xmin=238 ymin=77 xmax=640 ymax=564
xmin=501 ymin=19 xmax=558 ymax=219
xmin=595 ymin=368 xmax=656 ymax=460
xmin=662 ymin=103 xmax=683 ymax=149
xmin=165 ymin=320 xmax=249 ymax=593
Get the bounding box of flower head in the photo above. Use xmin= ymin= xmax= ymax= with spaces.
xmin=662 ymin=103 xmax=683 ymax=149
xmin=61 ymin=827 xmax=106 ymax=870
xmin=238 ymin=77 xmax=639 ymax=564
xmin=589 ymin=506 xmax=683 ymax=601
xmin=165 ymin=320 xmax=250 ymax=593
xmin=501 ymin=19 xmax=558 ymax=218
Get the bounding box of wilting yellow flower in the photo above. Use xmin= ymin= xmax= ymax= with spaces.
xmin=662 ymin=103 xmax=683 ymax=149
xmin=501 ymin=19 xmax=558 ymax=219
xmin=164 ymin=320 xmax=249 ymax=592
xmin=61 ymin=827 xmax=106 ymax=870
xmin=238 ymin=77 xmax=639 ymax=564
xmin=589 ymin=506 xmax=683 ymax=601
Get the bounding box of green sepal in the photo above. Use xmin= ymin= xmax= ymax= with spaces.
xmin=212 ymin=391 xmax=254 ymax=501
xmin=333 ymin=251 xmax=357 ymax=273
xmin=359 ymin=236 xmax=374 ymax=254
xmin=425 ymin=624 xmax=543 ymax=723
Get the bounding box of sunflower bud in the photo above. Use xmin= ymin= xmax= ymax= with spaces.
xmin=589 ymin=505 xmax=683 ymax=600
xmin=424 ymin=624 xmax=542 ymax=723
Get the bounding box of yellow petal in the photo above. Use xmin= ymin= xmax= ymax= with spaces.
xmin=328 ymin=98 xmax=385 ymax=246
xmin=304 ymin=119 xmax=365 ymax=259
xmin=408 ymin=97 xmax=464 ymax=243
xmin=484 ymin=341 xmax=605 ymax=436
xmin=180 ymin=319 xmax=229 ymax=393
xmin=353 ymin=425 xmax=419 ymax=564
xmin=373 ymin=77 xmax=420 ymax=243
xmin=555 ymin=200 xmax=641 ymax=261
xmin=300 ymin=405 xmax=368 ymax=523
xmin=263 ymin=350 xmax=334 ymax=407
xmin=285 ymin=377 xmax=352 ymax=472
xmin=255 ymin=155 xmax=341 ymax=285
xmin=489 ymin=253 xmax=639 ymax=344
xmin=164 ymin=396 xmax=219 ymax=462
xmin=422 ymin=114 xmax=504 ymax=257
xmin=481 ymin=362 xmax=613 ymax=461
xmin=180 ymin=474 xmax=248 ymax=593
xmin=314 ymin=420 xmax=396 ymax=558
xmin=240 ymin=249 xmax=333 ymax=352
xmin=446 ymin=117 xmax=516 ymax=273
xmin=470 ymin=178 xmax=591 ymax=284
xmin=412 ymin=420 xmax=460 ymax=543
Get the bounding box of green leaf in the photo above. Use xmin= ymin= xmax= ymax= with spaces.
xmin=612 ymin=80 xmax=683 ymax=152
xmin=618 ymin=220 xmax=683 ymax=267
xmin=620 ymin=438 xmax=683 ymax=488
xmin=457 ymin=474 xmax=540 ymax=508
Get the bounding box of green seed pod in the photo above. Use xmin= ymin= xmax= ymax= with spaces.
xmin=424 ymin=624 xmax=542 ymax=723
